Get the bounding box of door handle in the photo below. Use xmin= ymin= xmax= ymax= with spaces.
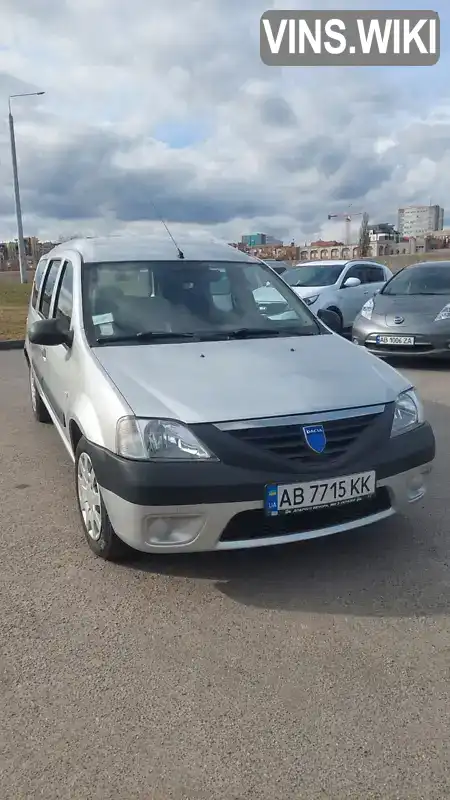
xmin=42 ymin=347 xmax=47 ymax=360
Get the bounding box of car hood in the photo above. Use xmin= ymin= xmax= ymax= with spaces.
xmin=373 ymin=293 xmax=450 ymax=327
xmin=93 ymin=335 xmax=410 ymax=424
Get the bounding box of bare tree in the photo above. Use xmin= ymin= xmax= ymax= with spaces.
xmin=358 ymin=213 xmax=370 ymax=257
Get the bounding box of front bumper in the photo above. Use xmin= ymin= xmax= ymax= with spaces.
xmin=86 ymin=421 xmax=435 ymax=554
xmin=352 ymin=317 xmax=450 ymax=358
xmin=100 ymin=462 xmax=433 ymax=552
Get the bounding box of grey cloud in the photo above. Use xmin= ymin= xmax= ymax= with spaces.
xmin=259 ymin=97 xmax=297 ymax=127
xmin=2 ymin=0 xmax=68 ymax=12
xmin=400 ymin=123 xmax=450 ymax=161
xmin=331 ymin=160 xmax=392 ymax=202
xmin=18 ymin=127 xmax=277 ymax=225
xmin=1 ymin=0 xmax=448 ymax=242
xmin=274 ymin=137 xmax=346 ymax=176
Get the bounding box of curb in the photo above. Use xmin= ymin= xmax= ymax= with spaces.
xmin=0 ymin=339 xmax=25 ymax=351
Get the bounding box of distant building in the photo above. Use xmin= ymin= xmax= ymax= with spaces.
xmin=248 ymin=244 xmax=300 ymax=262
xmin=241 ymin=233 xmax=282 ymax=247
xmin=228 ymin=242 xmax=249 ymax=252
xmin=240 ymin=237 xmax=432 ymax=264
xmin=310 ymin=239 xmax=344 ymax=247
xmin=369 ymin=223 xmax=400 ymax=242
xmin=0 ymin=237 xmax=57 ymax=270
xmin=398 ymin=205 xmax=444 ymax=237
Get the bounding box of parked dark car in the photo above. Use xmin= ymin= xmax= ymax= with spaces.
xmin=352 ymin=260 xmax=450 ymax=359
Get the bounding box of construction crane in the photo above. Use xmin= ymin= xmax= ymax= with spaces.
xmin=328 ymin=211 xmax=363 ymax=246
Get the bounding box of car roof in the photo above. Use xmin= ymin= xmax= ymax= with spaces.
xmin=46 ymin=234 xmax=263 ymax=265
xmin=293 ymin=259 xmax=387 ymax=268
xmin=403 ymin=260 xmax=450 ymax=269
xmin=293 ymin=260 xmax=349 ymax=267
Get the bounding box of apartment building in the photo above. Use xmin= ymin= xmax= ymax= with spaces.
xmin=398 ymin=205 xmax=444 ymax=237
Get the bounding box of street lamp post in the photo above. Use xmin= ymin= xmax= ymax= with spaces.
xmin=8 ymin=91 xmax=45 ymax=284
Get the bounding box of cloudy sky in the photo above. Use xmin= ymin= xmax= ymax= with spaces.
xmin=0 ymin=0 xmax=449 ymax=244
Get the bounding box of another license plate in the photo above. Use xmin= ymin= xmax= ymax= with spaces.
xmin=265 ymin=471 xmax=376 ymax=516
xmin=376 ymin=335 xmax=414 ymax=345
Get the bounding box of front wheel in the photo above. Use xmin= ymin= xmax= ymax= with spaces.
xmin=326 ymin=307 xmax=343 ymax=334
xmin=75 ymin=437 xmax=129 ymax=561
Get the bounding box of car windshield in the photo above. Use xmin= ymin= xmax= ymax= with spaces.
xmin=82 ymin=260 xmax=321 ymax=345
xmin=382 ymin=264 xmax=450 ymax=296
xmin=284 ymin=264 xmax=344 ymax=287
xmin=264 ymin=260 xmax=288 ymax=271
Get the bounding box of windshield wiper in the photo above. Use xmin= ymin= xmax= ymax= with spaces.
xmin=221 ymin=327 xmax=315 ymax=339
xmin=96 ymin=331 xmax=198 ymax=344
xmin=96 ymin=327 xmax=317 ymax=344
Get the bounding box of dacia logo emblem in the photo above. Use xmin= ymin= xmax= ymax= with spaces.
xmin=303 ymin=424 xmax=326 ymax=453
xmin=394 ymin=316 xmax=405 ymax=324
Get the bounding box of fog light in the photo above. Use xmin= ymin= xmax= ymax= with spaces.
xmin=407 ymin=473 xmax=426 ymax=502
xmin=145 ymin=515 xmax=205 ymax=546
xmin=352 ymin=337 xmax=359 ymax=344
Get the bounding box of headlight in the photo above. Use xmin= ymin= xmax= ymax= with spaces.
xmin=390 ymin=389 xmax=424 ymax=437
xmin=116 ymin=417 xmax=217 ymax=461
xmin=360 ymin=298 xmax=374 ymax=320
xmin=435 ymin=303 xmax=450 ymax=321
xmin=303 ymin=294 xmax=319 ymax=306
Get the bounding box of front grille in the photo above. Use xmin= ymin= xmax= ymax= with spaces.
xmin=220 ymin=488 xmax=391 ymax=542
xmin=225 ymin=412 xmax=379 ymax=464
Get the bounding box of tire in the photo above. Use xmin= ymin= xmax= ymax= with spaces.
xmin=75 ymin=437 xmax=130 ymax=561
xmin=327 ymin=307 xmax=343 ymax=334
xmin=29 ymin=366 xmax=51 ymax=423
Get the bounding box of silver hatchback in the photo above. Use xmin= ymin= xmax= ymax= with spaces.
xmin=25 ymin=235 xmax=435 ymax=560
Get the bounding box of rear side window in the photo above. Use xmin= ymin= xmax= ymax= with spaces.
xmin=366 ymin=265 xmax=385 ymax=283
xmin=31 ymin=260 xmax=48 ymax=308
xmin=39 ymin=259 xmax=62 ymax=318
xmin=344 ymin=264 xmax=368 ymax=284
xmin=53 ymin=260 xmax=74 ymax=325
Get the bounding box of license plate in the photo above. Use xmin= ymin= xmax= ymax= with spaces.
xmin=376 ymin=335 xmax=414 ymax=345
xmin=265 ymin=471 xmax=376 ymax=516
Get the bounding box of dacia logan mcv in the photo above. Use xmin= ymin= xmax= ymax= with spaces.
xmin=24 ymin=235 xmax=435 ymax=560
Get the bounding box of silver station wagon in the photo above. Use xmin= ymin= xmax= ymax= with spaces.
xmin=24 ymin=234 xmax=435 ymax=560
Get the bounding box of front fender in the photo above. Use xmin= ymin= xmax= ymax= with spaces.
xmin=69 ymin=395 xmax=108 ymax=450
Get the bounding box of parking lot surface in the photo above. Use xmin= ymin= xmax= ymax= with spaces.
xmin=1 ymin=350 xmax=449 ymax=800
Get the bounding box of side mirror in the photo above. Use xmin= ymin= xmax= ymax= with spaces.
xmin=317 ymin=308 xmax=341 ymax=333
xmin=343 ymin=277 xmax=361 ymax=288
xmin=28 ymin=317 xmax=73 ymax=347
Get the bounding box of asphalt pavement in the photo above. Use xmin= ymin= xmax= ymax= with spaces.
xmin=1 ymin=350 xmax=449 ymax=800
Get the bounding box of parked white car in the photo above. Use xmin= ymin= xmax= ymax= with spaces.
xmin=285 ymin=260 xmax=392 ymax=332
xmin=253 ymin=259 xmax=392 ymax=332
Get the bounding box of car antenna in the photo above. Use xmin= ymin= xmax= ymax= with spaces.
xmin=150 ymin=202 xmax=184 ymax=259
